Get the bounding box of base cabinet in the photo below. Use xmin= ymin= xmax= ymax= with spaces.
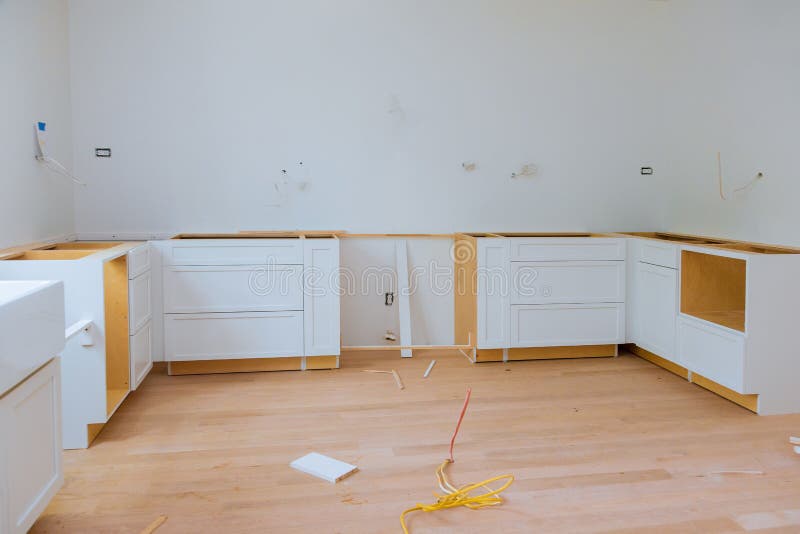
xmin=0 ymin=359 xmax=63 ymax=534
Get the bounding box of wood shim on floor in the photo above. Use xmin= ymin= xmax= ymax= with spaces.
xmin=290 ymin=453 xmax=358 ymax=483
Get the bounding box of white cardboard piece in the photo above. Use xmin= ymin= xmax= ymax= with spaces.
xmin=290 ymin=453 xmax=358 ymax=483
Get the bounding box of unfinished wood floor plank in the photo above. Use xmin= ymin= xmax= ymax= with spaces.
xmin=31 ymin=350 xmax=800 ymax=533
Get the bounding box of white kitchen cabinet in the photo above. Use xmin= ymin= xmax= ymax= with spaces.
xmin=0 ymin=359 xmax=63 ymax=534
xmin=470 ymin=235 xmax=626 ymax=359
xmin=635 ymin=262 xmax=678 ymax=361
xmin=160 ymin=237 xmax=341 ymax=370
xmin=678 ymin=315 xmax=745 ymax=392
xmin=303 ymin=239 xmax=341 ymax=357
xmin=129 ymin=322 xmax=153 ymax=390
xmin=0 ymin=244 xmax=141 ymax=449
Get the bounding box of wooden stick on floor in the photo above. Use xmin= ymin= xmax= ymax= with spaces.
xmin=140 ymin=515 xmax=167 ymax=534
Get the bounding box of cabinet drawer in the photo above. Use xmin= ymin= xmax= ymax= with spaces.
xmin=165 ymin=239 xmax=303 ymax=266
xmin=130 ymin=321 xmax=152 ymax=390
xmin=164 ymin=265 xmax=303 ymax=313
xmin=678 ymin=316 xmax=746 ymax=393
xmin=510 ymin=261 xmax=625 ymax=304
xmin=638 ymin=240 xmax=678 ymax=269
xmin=129 ymin=271 xmax=152 ymax=333
xmin=164 ymin=311 xmax=303 ymax=361
xmin=510 ymin=238 xmax=625 ymax=262
xmin=127 ymin=244 xmax=151 ymax=279
xmin=510 ymin=303 xmax=625 ymax=347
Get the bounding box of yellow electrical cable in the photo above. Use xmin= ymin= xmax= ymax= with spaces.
xmin=400 ymin=459 xmax=514 ymax=533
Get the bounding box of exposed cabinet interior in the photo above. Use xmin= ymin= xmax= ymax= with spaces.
xmin=4 ymin=250 xmax=95 ymax=261
xmin=680 ymin=250 xmax=746 ymax=332
xmin=103 ymin=255 xmax=130 ymax=416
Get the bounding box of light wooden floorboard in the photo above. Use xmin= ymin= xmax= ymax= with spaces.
xmin=33 ymin=350 xmax=800 ymax=533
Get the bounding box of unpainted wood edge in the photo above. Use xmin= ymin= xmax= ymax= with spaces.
xmin=87 ymin=422 xmax=106 ymax=446
xmin=167 ymin=356 xmax=340 ymax=375
xmin=691 ymin=373 xmax=759 ymax=413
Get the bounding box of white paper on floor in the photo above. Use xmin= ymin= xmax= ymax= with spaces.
xmin=290 ymin=452 xmax=358 ymax=483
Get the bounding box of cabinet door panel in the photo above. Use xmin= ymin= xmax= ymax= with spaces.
xmin=164 ymin=311 xmax=303 ymax=361
xmin=476 ymin=239 xmax=509 ymax=348
xmin=636 ymin=262 xmax=678 ymax=361
xmin=303 ymin=240 xmax=341 ymax=356
xmin=2 ymin=359 xmax=62 ymax=534
xmin=510 ymin=303 xmax=625 ymax=347
xmin=510 ymin=261 xmax=624 ymax=304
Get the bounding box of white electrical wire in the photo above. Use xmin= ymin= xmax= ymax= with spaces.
xmin=717 ymin=151 xmax=763 ymax=200
xmin=36 ymin=155 xmax=87 ymax=186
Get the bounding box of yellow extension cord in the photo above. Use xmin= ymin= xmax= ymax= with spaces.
xmin=399 ymin=459 xmax=515 ymax=533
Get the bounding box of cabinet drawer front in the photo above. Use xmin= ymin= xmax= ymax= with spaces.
xmin=678 ymin=317 xmax=745 ymax=392
xmin=510 ymin=261 xmax=625 ymax=304
xmin=165 ymin=239 xmax=302 ymax=266
xmin=510 ymin=303 xmax=625 ymax=347
xmin=129 ymin=272 xmax=152 ymax=333
xmin=127 ymin=244 xmax=151 ymax=279
xmin=164 ymin=265 xmax=303 ymax=313
xmin=129 ymin=321 xmax=153 ymax=390
xmin=164 ymin=311 xmax=303 ymax=361
xmin=638 ymin=240 xmax=678 ymax=269
xmin=510 ymin=238 xmax=625 ymax=262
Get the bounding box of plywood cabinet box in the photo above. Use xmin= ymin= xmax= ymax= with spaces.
xmin=455 ymin=234 xmax=626 ymax=362
xmin=160 ymin=237 xmax=341 ymax=374
xmin=0 ymin=242 xmax=154 ymax=449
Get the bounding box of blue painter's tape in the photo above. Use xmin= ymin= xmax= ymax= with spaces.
xmin=38 ymin=122 xmax=46 ymax=131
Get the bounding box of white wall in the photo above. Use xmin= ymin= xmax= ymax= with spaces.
xmin=662 ymin=1 xmax=800 ymax=246
xmin=0 ymin=0 xmax=74 ymax=249
xmin=68 ymin=0 xmax=672 ymax=238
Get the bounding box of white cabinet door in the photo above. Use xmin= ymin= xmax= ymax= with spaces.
xmin=129 ymin=321 xmax=153 ymax=390
xmin=0 ymin=359 xmax=62 ymax=534
xmin=678 ymin=316 xmax=746 ymax=392
xmin=129 ymin=271 xmax=152 ymax=333
xmin=476 ymin=239 xmax=510 ymax=348
xmin=510 ymin=261 xmax=624 ymax=305
xmin=127 ymin=243 xmax=151 ymax=279
xmin=636 ymin=262 xmax=678 ymax=361
xmin=303 ymin=239 xmax=341 ymax=356
xmin=164 ymin=311 xmax=304 ymax=361
xmin=164 ymin=265 xmax=303 ymax=313
xmin=510 ymin=303 xmax=625 ymax=347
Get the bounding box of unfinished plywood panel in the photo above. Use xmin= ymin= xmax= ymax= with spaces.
xmin=3 ymin=249 xmax=96 ymax=261
xmin=475 ymin=348 xmax=504 ymax=362
xmin=48 ymin=242 xmax=121 ymax=250
xmin=87 ymin=422 xmax=105 ymax=446
xmin=507 ymin=345 xmax=617 ymax=361
xmin=167 ymin=357 xmax=304 ymax=375
xmin=692 ymin=373 xmax=759 ymax=413
xmin=453 ymin=234 xmax=477 ymax=347
xmin=104 ymin=255 xmax=130 ymax=416
xmin=305 ymin=356 xmax=340 ymax=370
xmin=628 ymin=344 xmax=690 ymax=380
xmin=681 ymin=251 xmax=746 ymax=332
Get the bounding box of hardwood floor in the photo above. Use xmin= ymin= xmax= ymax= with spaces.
xmin=33 ymin=350 xmax=800 ymax=533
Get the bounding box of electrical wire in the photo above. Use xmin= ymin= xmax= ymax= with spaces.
xmin=399 ymin=387 xmax=515 ymax=533
xmin=36 ymin=155 xmax=87 ymax=186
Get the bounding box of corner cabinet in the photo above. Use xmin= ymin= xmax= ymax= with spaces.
xmin=160 ymin=238 xmax=341 ymax=374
